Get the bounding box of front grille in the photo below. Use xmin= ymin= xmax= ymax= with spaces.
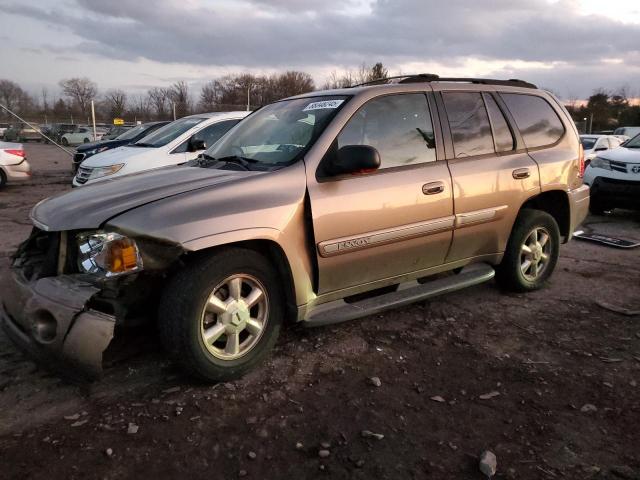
xmin=610 ymin=160 xmax=627 ymax=173
xmin=73 ymin=152 xmax=86 ymax=164
xmin=75 ymin=166 xmax=92 ymax=184
xmin=11 ymin=228 xmax=60 ymax=280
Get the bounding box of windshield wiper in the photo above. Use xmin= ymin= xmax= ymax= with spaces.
xmin=200 ymin=154 xmax=259 ymax=171
xmin=132 ymin=142 xmax=155 ymax=147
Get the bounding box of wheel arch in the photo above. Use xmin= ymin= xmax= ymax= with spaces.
xmin=519 ymin=190 xmax=571 ymax=242
xmin=181 ymin=235 xmax=301 ymax=324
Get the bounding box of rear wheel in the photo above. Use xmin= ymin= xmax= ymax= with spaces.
xmin=158 ymin=248 xmax=284 ymax=382
xmin=496 ymin=209 xmax=560 ymax=292
xmin=61 ymin=138 xmax=69 ymax=146
xmin=0 ymin=169 xmax=6 ymax=188
xmin=83 ymin=138 xmax=90 ymax=143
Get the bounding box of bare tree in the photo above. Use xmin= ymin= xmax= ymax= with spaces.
xmin=168 ymin=81 xmax=191 ymax=117
xmin=199 ymin=81 xmax=222 ymax=112
xmin=104 ymin=89 xmax=127 ymax=118
xmin=59 ymin=77 xmax=98 ymax=118
xmin=0 ymin=79 xmax=30 ymax=119
xmin=147 ymin=87 xmax=170 ymax=120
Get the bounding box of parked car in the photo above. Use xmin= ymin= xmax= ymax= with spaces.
xmin=102 ymin=125 xmax=133 ymax=140
xmin=613 ymin=126 xmax=640 ymax=138
xmin=3 ymin=123 xmax=42 ymax=142
xmin=1 ymin=76 xmax=589 ymax=381
xmin=72 ymin=121 xmax=170 ymax=172
xmin=0 ymin=123 xmax=9 ymax=139
xmin=0 ymin=141 xmax=32 ymax=187
xmin=73 ymin=112 xmax=249 ymax=186
xmin=45 ymin=123 xmax=77 ymax=144
xmin=61 ymin=126 xmax=107 ymax=146
xmin=583 ymin=133 xmax=640 ymax=213
xmin=579 ymin=134 xmax=625 ymax=165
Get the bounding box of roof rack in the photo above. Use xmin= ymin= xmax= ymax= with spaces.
xmin=350 ymin=74 xmax=537 ymax=89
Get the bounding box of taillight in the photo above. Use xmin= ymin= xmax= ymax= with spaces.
xmin=578 ymin=144 xmax=585 ymax=178
xmin=4 ymin=149 xmax=25 ymax=158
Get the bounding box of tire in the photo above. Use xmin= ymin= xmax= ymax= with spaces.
xmin=158 ymin=247 xmax=284 ymax=382
xmin=83 ymin=138 xmax=90 ymax=143
xmin=61 ymin=138 xmax=69 ymax=146
xmin=589 ymin=195 xmax=610 ymax=215
xmin=496 ymin=209 xmax=560 ymax=292
xmin=0 ymin=169 xmax=6 ymax=188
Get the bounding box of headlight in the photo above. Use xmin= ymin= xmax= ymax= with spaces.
xmin=590 ymin=156 xmax=611 ymax=170
xmin=87 ymin=163 xmax=124 ymax=181
xmin=86 ymin=146 xmax=109 ymax=155
xmin=77 ymin=231 xmax=143 ymax=276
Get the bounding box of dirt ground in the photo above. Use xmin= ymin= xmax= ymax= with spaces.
xmin=0 ymin=144 xmax=639 ymax=479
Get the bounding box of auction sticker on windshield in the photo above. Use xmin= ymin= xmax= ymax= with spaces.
xmin=303 ymin=100 xmax=344 ymax=111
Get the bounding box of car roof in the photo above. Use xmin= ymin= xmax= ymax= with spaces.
xmin=184 ymin=111 xmax=251 ymax=120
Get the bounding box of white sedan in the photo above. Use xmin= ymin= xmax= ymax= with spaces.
xmin=580 ymin=134 xmax=625 ymax=165
xmin=61 ymin=126 xmax=107 ymax=146
xmin=0 ymin=141 xmax=32 ymax=187
xmin=73 ymin=111 xmax=249 ymax=186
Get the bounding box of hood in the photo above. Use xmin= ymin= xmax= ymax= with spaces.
xmin=599 ymin=146 xmax=640 ymax=164
xmin=76 ymin=138 xmax=129 ymax=152
xmin=81 ymin=145 xmax=158 ymax=167
xmin=31 ymin=166 xmax=261 ymax=231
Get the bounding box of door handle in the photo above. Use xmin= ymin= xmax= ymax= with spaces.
xmin=512 ymin=168 xmax=530 ymax=180
xmin=422 ymin=181 xmax=445 ymax=195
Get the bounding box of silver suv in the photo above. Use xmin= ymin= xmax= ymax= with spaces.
xmin=1 ymin=75 xmax=589 ymax=382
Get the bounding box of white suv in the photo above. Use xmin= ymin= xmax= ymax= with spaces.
xmin=583 ymin=133 xmax=640 ymax=213
xmin=73 ymin=112 xmax=250 ymax=186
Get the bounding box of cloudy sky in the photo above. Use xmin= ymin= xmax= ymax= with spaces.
xmin=1 ymin=0 xmax=640 ymax=100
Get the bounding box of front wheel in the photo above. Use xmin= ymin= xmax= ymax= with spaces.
xmin=496 ymin=209 xmax=560 ymax=292
xmin=61 ymin=138 xmax=69 ymax=146
xmin=158 ymin=248 xmax=284 ymax=382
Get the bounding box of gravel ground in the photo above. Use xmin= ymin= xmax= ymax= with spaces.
xmin=0 ymin=144 xmax=639 ymax=479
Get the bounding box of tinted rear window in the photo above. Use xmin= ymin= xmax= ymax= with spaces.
xmin=501 ymin=93 xmax=564 ymax=148
xmin=442 ymin=92 xmax=494 ymax=158
xmin=483 ymin=94 xmax=514 ymax=153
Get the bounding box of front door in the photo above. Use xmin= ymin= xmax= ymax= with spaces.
xmin=307 ymin=92 xmax=454 ymax=295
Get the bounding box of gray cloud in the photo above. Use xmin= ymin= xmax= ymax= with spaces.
xmin=2 ymin=0 xmax=640 ymax=97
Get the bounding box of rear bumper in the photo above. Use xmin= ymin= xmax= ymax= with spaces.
xmin=2 ymin=160 xmax=32 ymax=182
xmin=567 ymin=184 xmax=589 ymax=240
xmin=0 ymin=268 xmax=115 ymax=378
xmin=589 ymin=176 xmax=640 ymax=209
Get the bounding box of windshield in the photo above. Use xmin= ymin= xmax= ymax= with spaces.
xmin=580 ymin=137 xmax=597 ymax=150
xmin=625 ymin=133 xmax=640 ymax=148
xmin=135 ymin=117 xmax=205 ymax=148
xmin=116 ymin=124 xmax=147 ymax=141
xmin=203 ymin=96 xmax=349 ymax=168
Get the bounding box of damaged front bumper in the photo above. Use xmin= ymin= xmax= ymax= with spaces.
xmin=0 ymin=269 xmax=115 ymax=378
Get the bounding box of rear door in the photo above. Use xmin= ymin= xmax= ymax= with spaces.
xmin=436 ymin=89 xmax=541 ymax=261
xmin=307 ymin=92 xmax=454 ymax=295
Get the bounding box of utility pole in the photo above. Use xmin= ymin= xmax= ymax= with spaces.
xmin=589 ymin=113 xmax=594 ymax=134
xmin=91 ymin=100 xmax=97 ymax=141
xmin=246 ymin=83 xmax=251 ymax=111
xmin=173 ymin=102 xmax=176 ymax=121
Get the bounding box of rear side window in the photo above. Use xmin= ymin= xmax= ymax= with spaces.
xmin=501 ymin=93 xmax=564 ymax=148
xmin=338 ymin=93 xmax=436 ymax=169
xmin=442 ymin=92 xmax=494 ymax=158
xmin=483 ymin=94 xmax=514 ymax=153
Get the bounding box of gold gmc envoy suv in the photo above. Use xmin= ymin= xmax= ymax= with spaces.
xmin=1 ymin=75 xmax=589 ymax=381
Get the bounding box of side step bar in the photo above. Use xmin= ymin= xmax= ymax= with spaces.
xmin=304 ymin=263 xmax=495 ymax=327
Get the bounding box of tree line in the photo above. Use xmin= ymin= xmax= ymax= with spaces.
xmin=2 ymin=63 xmax=638 ymax=131
xmin=0 ymin=63 xmax=389 ymax=125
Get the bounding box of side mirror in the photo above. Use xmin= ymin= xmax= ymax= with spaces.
xmin=329 ymin=145 xmax=381 ymax=176
xmin=190 ymin=138 xmax=207 ymax=151
xmin=594 ymin=146 xmax=608 ymax=152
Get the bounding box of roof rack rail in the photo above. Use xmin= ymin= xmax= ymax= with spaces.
xmin=350 ymin=74 xmax=537 ymax=89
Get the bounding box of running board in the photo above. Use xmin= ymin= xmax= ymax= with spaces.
xmin=304 ymin=263 xmax=495 ymax=327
